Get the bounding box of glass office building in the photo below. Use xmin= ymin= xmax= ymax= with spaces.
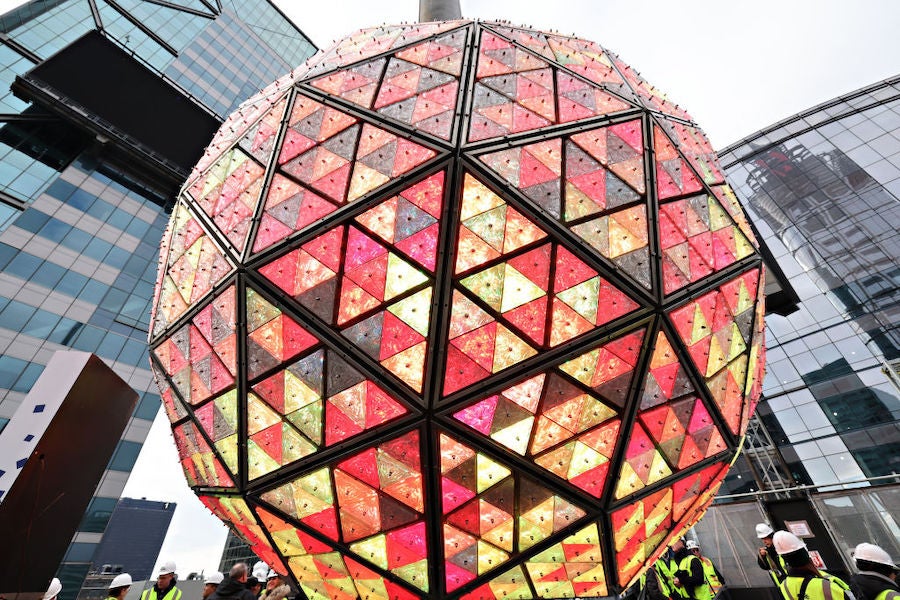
xmin=718 ymin=75 xmax=900 ymax=491
xmin=0 ymin=2 xmax=315 ymax=597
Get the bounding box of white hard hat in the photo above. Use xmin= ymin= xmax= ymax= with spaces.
xmin=686 ymin=540 xmax=700 ymax=550
xmin=773 ymin=531 xmax=806 ymax=555
xmin=252 ymin=561 xmax=268 ymax=580
xmin=109 ymin=574 xmax=132 ymax=589
xmin=756 ymin=523 xmax=775 ymax=538
xmin=266 ymin=569 xmax=282 ymax=580
xmin=43 ymin=578 xmax=62 ymax=600
xmin=205 ymin=572 xmax=224 ymax=585
xmin=854 ymin=543 xmax=896 ymax=567
xmin=157 ymin=561 xmax=176 ymax=575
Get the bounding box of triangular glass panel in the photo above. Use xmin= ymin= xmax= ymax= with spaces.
xmin=667 ymin=269 xmax=762 ymax=436
xmin=523 ymin=521 xmax=608 ymax=598
xmin=303 ymin=21 xmax=469 ymax=79
xmin=479 ymin=122 xmax=653 ymax=290
xmin=153 ymin=284 xmax=237 ymax=406
xmin=203 ymin=496 xmax=285 ymax=571
xmin=439 ymin=431 xmax=590 ymax=593
xmin=150 ymin=199 xmax=235 ymax=336
xmin=276 ymin=93 xmax=437 ymax=208
xmin=172 ymin=420 xmax=235 ymax=487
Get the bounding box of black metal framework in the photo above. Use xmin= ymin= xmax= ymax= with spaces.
xmin=149 ymin=20 xmax=765 ymax=599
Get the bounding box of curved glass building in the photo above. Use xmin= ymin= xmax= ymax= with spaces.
xmin=722 ymin=76 xmax=900 ymax=489
xmin=695 ymin=76 xmax=900 ymax=596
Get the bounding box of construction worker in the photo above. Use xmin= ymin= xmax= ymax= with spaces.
xmin=849 ymin=543 xmax=900 ymax=600
xmin=108 ymin=574 xmax=132 ymax=600
xmin=141 ymin=561 xmax=182 ymax=600
xmin=208 ymin=563 xmax=256 ymax=600
xmin=687 ymin=540 xmax=726 ymax=598
xmin=244 ymin=576 xmax=262 ymax=599
xmin=756 ymin=523 xmax=788 ymax=587
xmin=672 ymin=538 xmax=713 ymax=600
xmin=640 ymin=554 xmax=680 ymax=599
xmin=259 ymin=570 xmax=290 ymax=600
xmin=202 ymin=572 xmax=223 ymax=599
xmin=773 ymin=531 xmax=855 ymax=600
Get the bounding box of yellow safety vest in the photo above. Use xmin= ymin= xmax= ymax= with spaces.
xmin=699 ymin=556 xmax=724 ymax=595
xmin=876 ymin=590 xmax=900 ymax=600
xmin=677 ymin=555 xmax=713 ymax=600
xmin=140 ymin=587 xmax=182 ymax=600
xmin=764 ymin=551 xmax=789 ymax=588
xmin=778 ymin=575 xmax=853 ymax=600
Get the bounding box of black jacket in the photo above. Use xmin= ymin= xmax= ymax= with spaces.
xmin=757 ymin=545 xmax=787 ymax=580
xmin=208 ymin=578 xmax=257 ymax=600
xmin=849 ymin=571 xmax=900 ymax=600
xmin=673 ymin=547 xmax=706 ymax=598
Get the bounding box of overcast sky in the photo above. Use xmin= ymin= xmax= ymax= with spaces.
xmin=1 ymin=0 xmax=899 ymax=580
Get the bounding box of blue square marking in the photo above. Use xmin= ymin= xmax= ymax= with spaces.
xmin=33 ymin=404 xmax=45 ymax=413
xmin=16 ymin=458 xmax=27 ymax=469
xmin=24 ymin=434 xmax=34 ymax=442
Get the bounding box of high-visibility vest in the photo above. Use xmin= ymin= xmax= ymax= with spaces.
xmin=778 ymin=575 xmax=853 ymax=600
xmin=699 ymin=556 xmax=724 ymax=595
xmin=677 ymin=555 xmax=713 ymax=600
xmin=876 ymin=590 xmax=900 ymax=600
xmin=764 ymin=551 xmax=789 ymax=587
xmin=820 ymin=571 xmax=851 ymax=592
xmin=659 ymin=557 xmax=688 ymax=598
xmin=140 ymin=587 xmax=182 ymax=600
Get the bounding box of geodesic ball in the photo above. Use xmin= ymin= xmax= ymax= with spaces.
xmin=149 ymin=19 xmax=766 ymax=599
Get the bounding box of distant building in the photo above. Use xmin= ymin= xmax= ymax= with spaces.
xmin=0 ymin=1 xmax=316 ymax=598
xmin=88 ymin=498 xmax=176 ymax=583
xmin=218 ymin=529 xmax=259 ymax=573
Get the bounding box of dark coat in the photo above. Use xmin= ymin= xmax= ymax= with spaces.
xmin=849 ymin=571 xmax=900 ymax=600
xmin=208 ymin=577 xmax=257 ymax=600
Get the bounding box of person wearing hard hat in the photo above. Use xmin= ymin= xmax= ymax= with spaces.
xmin=671 ymin=537 xmax=714 ymax=600
xmin=202 ymin=572 xmax=223 ymax=600
xmin=638 ymin=552 xmax=680 ymax=600
xmin=207 ymin=563 xmax=256 ymax=600
xmin=773 ymin=531 xmax=855 ymax=600
xmin=108 ymin=573 xmax=132 ymax=600
xmin=755 ymin=523 xmax=788 ymax=588
xmin=849 ymin=543 xmax=900 ymax=600
xmin=259 ymin=570 xmax=290 ymax=600
xmin=252 ymin=562 xmax=268 ymax=583
xmin=687 ymin=540 xmax=726 ymax=598
xmin=244 ymin=576 xmax=262 ymax=599
xmin=43 ymin=578 xmax=62 ymax=600
xmin=141 ymin=561 xmax=182 ymax=600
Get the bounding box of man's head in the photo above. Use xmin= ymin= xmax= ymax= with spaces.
xmin=671 ymin=538 xmax=685 ymax=552
xmin=854 ymin=543 xmax=899 ymax=580
xmin=109 ymin=573 xmax=132 ymax=600
xmin=246 ymin=577 xmax=262 ymax=594
xmin=756 ymin=523 xmax=775 ymax=547
xmin=230 ymin=563 xmax=249 ymax=584
xmin=156 ymin=561 xmax=176 ymax=589
xmin=773 ymin=531 xmax=811 ymax=567
xmin=203 ymin=572 xmax=223 ymax=598
xmin=686 ymin=540 xmax=700 ymax=555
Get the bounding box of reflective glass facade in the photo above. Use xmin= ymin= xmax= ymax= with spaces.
xmin=0 ymin=2 xmax=316 ymax=598
xmin=719 ymin=76 xmax=900 ymax=491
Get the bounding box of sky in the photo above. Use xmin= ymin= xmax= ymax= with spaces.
xmin=0 ymin=0 xmax=898 ymax=581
